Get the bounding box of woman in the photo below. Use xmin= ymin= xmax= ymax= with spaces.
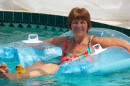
xmin=0 ymin=7 xmax=130 ymax=80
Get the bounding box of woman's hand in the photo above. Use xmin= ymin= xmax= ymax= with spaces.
xmin=0 ymin=63 xmax=10 ymax=79
xmin=0 ymin=63 xmax=9 ymax=73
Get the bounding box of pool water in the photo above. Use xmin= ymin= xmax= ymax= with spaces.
xmin=0 ymin=23 xmax=67 ymax=45
xmin=0 ymin=23 xmax=130 ymax=86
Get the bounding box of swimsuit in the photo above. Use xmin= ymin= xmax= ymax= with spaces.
xmin=60 ymin=36 xmax=93 ymax=63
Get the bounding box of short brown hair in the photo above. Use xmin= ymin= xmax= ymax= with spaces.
xmin=68 ymin=7 xmax=91 ymax=31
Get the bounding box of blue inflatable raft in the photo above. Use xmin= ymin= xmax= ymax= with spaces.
xmin=0 ymin=28 xmax=130 ymax=74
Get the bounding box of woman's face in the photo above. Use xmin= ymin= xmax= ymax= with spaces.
xmin=71 ymin=19 xmax=88 ymax=37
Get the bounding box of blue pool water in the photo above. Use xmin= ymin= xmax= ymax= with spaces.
xmin=0 ymin=23 xmax=130 ymax=86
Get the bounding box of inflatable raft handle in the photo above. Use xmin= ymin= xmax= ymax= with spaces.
xmin=22 ymin=34 xmax=43 ymax=43
xmin=28 ymin=34 xmax=39 ymax=41
xmin=92 ymin=44 xmax=105 ymax=54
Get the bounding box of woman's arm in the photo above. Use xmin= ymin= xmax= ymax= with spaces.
xmin=29 ymin=37 xmax=67 ymax=50
xmin=93 ymin=37 xmax=130 ymax=52
xmin=44 ymin=37 xmax=68 ymax=47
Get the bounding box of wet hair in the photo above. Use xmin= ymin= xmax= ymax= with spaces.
xmin=68 ymin=7 xmax=91 ymax=31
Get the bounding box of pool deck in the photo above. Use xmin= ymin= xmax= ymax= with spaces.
xmin=93 ymin=19 xmax=130 ymax=30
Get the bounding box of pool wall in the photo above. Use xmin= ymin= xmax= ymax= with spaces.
xmin=0 ymin=11 xmax=129 ymax=36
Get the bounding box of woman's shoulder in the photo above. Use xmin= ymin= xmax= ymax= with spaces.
xmin=88 ymin=35 xmax=97 ymax=44
xmin=88 ymin=35 xmax=106 ymax=46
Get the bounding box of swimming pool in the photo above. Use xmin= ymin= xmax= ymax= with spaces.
xmin=0 ymin=22 xmax=130 ymax=86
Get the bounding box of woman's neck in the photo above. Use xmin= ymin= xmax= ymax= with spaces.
xmin=73 ymin=34 xmax=89 ymax=44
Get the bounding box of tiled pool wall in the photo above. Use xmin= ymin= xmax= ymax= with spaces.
xmin=0 ymin=11 xmax=129 ymax=36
